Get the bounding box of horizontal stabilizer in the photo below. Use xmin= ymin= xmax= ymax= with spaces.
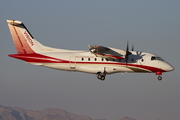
xmin=7 ymin=20 xmax=22 ymax=25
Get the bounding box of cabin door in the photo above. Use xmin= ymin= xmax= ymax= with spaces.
xmin=70 ymin=56 xmax=76 ymax=69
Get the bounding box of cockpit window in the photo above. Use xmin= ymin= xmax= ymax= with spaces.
xmin=156 ymin=57 xmax=164 ymax=61
xmin=151 ymin=56 xmax=164 ymax=61
xmin=151 ymin=56 xmax=156 ymax=60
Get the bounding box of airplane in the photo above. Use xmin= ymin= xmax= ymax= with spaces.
xmin=7 ymin=20 xmax=174 ymax=81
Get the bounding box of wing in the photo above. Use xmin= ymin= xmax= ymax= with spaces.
xmin=88 ymin=45 xmax=126 ymax=59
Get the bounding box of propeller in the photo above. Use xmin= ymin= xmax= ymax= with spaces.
xmin=132 ymin=45 xmax=134 ymax=51
xmin=125 ymin=41 xmax=132 ymax=66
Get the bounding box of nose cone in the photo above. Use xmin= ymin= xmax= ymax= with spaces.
xmin=164 ymin=62 xmax=174 ymax=72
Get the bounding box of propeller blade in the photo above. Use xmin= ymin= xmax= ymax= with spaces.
xmin=126 ymin=41 xmax=129 ymax=52
xmin=125 ymin=41 xmax=132 ymax=66
xmin=125 ymin=55 xmax=128 ymax=66
xmin=132 ymin=45 xmax=134 ymax=51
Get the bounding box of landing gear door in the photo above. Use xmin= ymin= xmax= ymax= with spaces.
xmin=70 ymin=56 xmax=76 ymax=69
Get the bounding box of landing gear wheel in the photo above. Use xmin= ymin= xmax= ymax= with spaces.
xmin=158 ymin=76 xmax=162 ymax=81
xmin=97 ymin=74 xmax=105 ymax=81
xmin=101 ymin=76 xmax=105 ymax=81
xmin=97 ymin=74 xmax=102 ymax=79
xmin=97 ymin=68 xmax=107 ymax=81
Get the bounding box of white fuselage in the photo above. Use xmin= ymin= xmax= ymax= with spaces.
xmin=31 ymin=50 xmax=173 ymax=75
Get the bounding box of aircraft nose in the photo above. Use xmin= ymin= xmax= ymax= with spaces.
xmin=165 ymin=63 xmax=174 ymax=72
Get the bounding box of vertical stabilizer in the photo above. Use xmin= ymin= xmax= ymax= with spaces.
xmin=7 ymin=20 xmax=36 ymax=54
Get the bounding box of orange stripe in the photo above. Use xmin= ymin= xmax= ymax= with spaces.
xmin=8 ymin=24 xmax=35 ymax=54
xmin=8 ymin=24 xmax=25 ymax=54
xmin=15 ymin=26 xmax=35 ymax=54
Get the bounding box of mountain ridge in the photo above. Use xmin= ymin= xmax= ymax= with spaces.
xmin=0 ymin=105 xmax=99 ymax=120
xmin=0 ymin=105 xmax=136 ymax=120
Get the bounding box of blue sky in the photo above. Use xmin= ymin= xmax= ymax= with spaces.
xmin=0 ymin=1 xmax=180 ymax=120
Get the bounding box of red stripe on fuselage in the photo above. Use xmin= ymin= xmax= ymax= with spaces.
xmin=8 ymin=54 xmax=69 ymax=63
xmin=75 ymin=62 xmax=166 ymax=73
xmin=8 ymin=53 xmax=166 ymax=73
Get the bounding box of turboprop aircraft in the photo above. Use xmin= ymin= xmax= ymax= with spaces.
xmin=7 ymin=20 xmax=174 ymax=81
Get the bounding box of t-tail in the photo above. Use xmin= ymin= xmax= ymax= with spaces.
xmin=7 ymin=20 xmax=48 ymax=54
xmin=7 ymin=20 xmax=62 ymax=63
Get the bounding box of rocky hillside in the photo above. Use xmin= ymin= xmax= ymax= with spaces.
xmin=0 ymin=105 xmax=137 ymax=120
xmin=0 ymin=105 xmax=94 ymax=120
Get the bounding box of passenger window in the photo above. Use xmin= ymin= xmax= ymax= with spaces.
xmin=102 ymin=58 xmax=104 ymax=61
xmin=82 ymin=58 xmax=84 ymax=61
xmin=142 ymin=59 xmax=144 ymax=62
xmin=95 ymin=58 xmax=97 ymax=61
xmin=88 ymin=58 xmax=90 ymax=61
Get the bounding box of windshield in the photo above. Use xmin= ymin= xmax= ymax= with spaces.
xmin=156 ymin=57 xmax=164 ymax=61
xmin=151 ymin=56 xmax=164 ymax=61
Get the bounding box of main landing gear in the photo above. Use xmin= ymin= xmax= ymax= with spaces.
xmin=97 ymin=74 xmax=106 ymax=81
xmin=97 ymin=67 xmax=107 ymax=81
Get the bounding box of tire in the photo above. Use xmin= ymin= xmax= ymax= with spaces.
xmin=158 ymin=76 xmax=162 ymax=81
xmin=97 ymin=74 xmax=102 ymax=79
xmin=101 ymin=76 xmax=105 ymax=81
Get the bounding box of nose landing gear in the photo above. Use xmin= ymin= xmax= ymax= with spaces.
xmin=156 ymin=72 xmax=162 ymax=81
xmin=157 ymin=76 xmax=162 ymax=81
